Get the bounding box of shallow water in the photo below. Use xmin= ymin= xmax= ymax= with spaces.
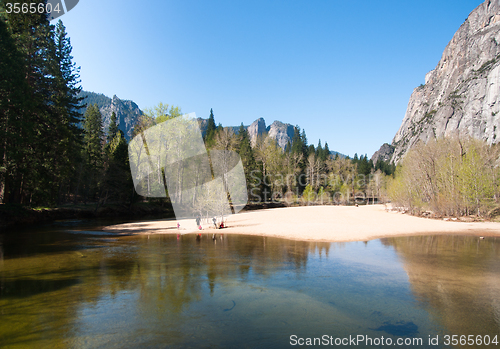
xmin=0 ymin=221 xmax=499 ymax=348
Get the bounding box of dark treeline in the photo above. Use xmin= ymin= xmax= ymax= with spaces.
xmin=0 ymin=3 xmax=132 ymax=207
xmin=0 ymin=3 xmax=393 ymax=209
xmin=1 ymin=5 xmax=82 ymax=205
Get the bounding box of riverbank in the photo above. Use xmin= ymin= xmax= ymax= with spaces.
xmin=0 ymin=202 xmax=176 ymax=230
xmin=103 ymin=205 xmax=500 ymax=242
xmin=0 ymin=201 xmax=288 ymax=231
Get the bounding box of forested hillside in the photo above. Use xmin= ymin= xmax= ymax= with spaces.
xmin=78 ymin=91 xmax=111 ymax=108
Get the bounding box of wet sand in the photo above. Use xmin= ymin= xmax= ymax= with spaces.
xmin=103 ymin=205 xmax=500 ymax=242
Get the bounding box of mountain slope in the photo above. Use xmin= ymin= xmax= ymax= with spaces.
xmin=391 ymin=0 xmax=500 ymax=162
xmin=79 ymin=91 xmax=142 ymax=140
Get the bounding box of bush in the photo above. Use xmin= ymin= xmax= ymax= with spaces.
xmin=387 ymin=136 xmax=500 ymax=217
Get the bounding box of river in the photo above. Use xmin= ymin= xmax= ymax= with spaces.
xmin=0 ymin=219 xmax=499 ymax=348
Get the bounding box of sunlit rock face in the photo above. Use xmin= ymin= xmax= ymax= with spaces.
xmin=392 ymin=0 xmax=500 ymax=163
xmin=101 ymin=95 xmax=143 ymax=141
xmin=266 ymin=121 xmax=295 ymax=150
xmin=79 ymin=91 xmax=143 ymax=141
xmin=247 ymin=117 xmax=267 ymax=147
xmin=244 ymin=118 xmax=295 ymax=150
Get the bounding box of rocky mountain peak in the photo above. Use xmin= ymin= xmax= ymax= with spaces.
xmin=267 ymin=121 xmax=295 ymax=150
xmin=371 ymin=143 xmax=395 ymax=164
xmin=247 ymin=118 xmax=267 ymax=146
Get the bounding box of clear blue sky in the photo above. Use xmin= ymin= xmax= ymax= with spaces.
xmin=58 ymin=0 xmax=484 ymax=158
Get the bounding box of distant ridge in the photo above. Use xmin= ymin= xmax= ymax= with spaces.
xmin=79 ymin=91 xmax=342 ymax=155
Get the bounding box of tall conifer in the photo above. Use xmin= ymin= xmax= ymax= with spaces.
xmin=83 ymin=104 xmax=104 ymax=202
xmin=0 ymin=18 xmax=29 ymax=203
xmin=205 ymin=108 xmax=216 ymax=144
xmin=2 ymin=5 xmax=56 ymax=203
xmin=107 ymin=112 xmax=119 ymax=143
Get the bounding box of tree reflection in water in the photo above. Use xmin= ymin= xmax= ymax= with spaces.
xmin=0 ymin=229 xmax=498 ymax=348
xmin=382 ymin=235 xmax=500 ymax=341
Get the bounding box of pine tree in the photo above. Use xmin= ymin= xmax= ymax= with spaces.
xmin=375 ymin=159 xmax=396 ymax=176
xmin=357 ymin=154 xmax=371 ymax=176
xmin=237 ymin=123 xmax=257 ymax=197
xmin=2 ymin=5 xmax=58 ymax=204
xmin=0 ymin=17 xmax=29 ymax=203
xmin=107 ymin=112 xmax=119 ymax=143
xmin=291 ymin=126 xmax=303 ymax=155
xmin=316 ymin=140 xmax=323 ymax=160
xmin=300 ymin=129 xmax=308 ymax=155
xmin=324 ymin=142 xmax=330 ymax=161
xmin=205 ymin=108 xmax=216 ymax=144
xmin=289 ymin=126 xmax=310 ymax=192
xmin=102 ymin=111 xmax=123 ymax=203
xmin=84 ymin=104 xmax=104 ymax=168
xmin=291 ymin=126 xmax=309 ymax=160
xmin=83 ymin=104 xmax=104 ymax=202
xmin=48 ymin=20 xmax=84 ymax=203
xmin=102 ymin=130 xmax=132 ymax=204
xmin=52 ymin=20 xmax=83 ymax=129
xmin=307 ymin=144 xmax=315 ymax=157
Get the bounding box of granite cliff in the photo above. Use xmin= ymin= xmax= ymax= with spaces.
xmin=247 ymin=117 xmax=267 ymax=146
xmin=80 ymin=91 xmax=297 ymax=151
xmin=79 ymin=91 xmax=142 ymax=140
xmin=202 ymin=117 xmax=295 ymax=150
xmin=266 ymin=120 xmax=295 ymax=149
xmin=371 ymin=143 xmax=395 ymax=164
xmin=391 ymin=0 xmax=500 ymax=162
xmin=244 ymin=119 xmax=295 ymax=150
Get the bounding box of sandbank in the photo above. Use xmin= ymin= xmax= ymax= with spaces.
xmin=102 ymin=205 xmax=500 ymax=242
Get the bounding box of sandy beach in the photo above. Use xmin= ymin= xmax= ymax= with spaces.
xmin=102 ymin=205 xmax=500 ymax=242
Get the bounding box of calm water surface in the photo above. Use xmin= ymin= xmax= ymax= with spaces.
xmin=0 ymin=220 xmax=499 ymax=348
